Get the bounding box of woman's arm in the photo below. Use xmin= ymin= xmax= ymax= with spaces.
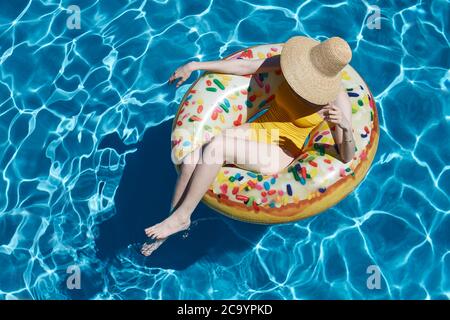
xmin=192 ymin=55 xmax=280 ymax=75
xmin=169 ymin=55 xmax=280 ymax=87
xmin=322 ymin=88 xmax=356 ymax=163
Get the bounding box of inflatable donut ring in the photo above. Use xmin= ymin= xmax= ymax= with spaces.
xmin=171 ymin=43 xmax=379 ymax=224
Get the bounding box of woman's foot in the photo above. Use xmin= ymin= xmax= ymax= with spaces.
xmin=140 ymin=239 xmax=166 ymax=257
xmin=145 ymin=211 xmax=191 ymax=240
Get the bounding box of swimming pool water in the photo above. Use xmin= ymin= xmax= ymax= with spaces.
xmin=0 ymin=0 xmax=449 ymax=299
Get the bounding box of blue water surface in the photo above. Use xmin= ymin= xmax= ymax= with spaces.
xmin=0 ymin=0 xmax=449 ymax=299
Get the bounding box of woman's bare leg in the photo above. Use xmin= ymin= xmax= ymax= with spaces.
xmin=142 ymin=126 xmax=251 ymax=256
xmin=141 ymin=148 xmax=202 ymax=256
xmin=169 ymin=123 xmax=250 ymax=212
xmin=144 ymin=128 xmax=294 ymax=240
xmin=170 ymin=147 xmax=201 ymax=212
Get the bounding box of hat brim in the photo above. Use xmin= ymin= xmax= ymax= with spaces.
xmin=280 ymin=36 xmax=342 ymax=105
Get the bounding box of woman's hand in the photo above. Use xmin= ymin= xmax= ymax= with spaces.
xmin=169 ymin=62 xmax=196 ymax=87
xmin=322 ymin=102 xmax=350 ymax=131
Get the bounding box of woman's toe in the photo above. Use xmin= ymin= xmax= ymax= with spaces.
xmin=146 ymin=224 xmax=159 ymax=232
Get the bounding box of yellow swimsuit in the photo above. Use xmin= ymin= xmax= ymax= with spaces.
xmin=249 ymin=77 xmax=324 ymax=157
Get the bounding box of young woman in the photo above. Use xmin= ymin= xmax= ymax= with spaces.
xmin=141 ymin=36 xmax=356 ymax=256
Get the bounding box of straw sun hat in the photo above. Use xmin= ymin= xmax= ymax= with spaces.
xmin=280 ymin=36 xmax=352 ymax=105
